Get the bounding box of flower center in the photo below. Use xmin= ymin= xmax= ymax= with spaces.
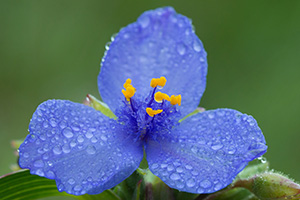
xmin=116 ymin=77 xmax=182 ymax=140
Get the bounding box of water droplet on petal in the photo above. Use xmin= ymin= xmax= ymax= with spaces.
xmin=77 ymin=135 xmax=84 ymax=143
xmin=23 ymin=152 xmax=29 ymax=158
xmin=187 ymin=178 xmax=196 ymax=187
xmin=151 ymin=163 xmax=158 ymax=169
xmin=86 ymin=145 xmax=96 ymax=155
xmin=170 ymin=173 xmax=180 ymax=181
xmin=63 ymin=127 xmax=73 ymax=138
xmin=34 ymin=160 xmax=44 ymax=167
xmin=46 ymin=170 xmax=55 ymax=178
xmin=200 ymin=179 xmax=212 ymax=188
xmin=138 ymin=15 xmax=150 ymax=28
xmin=193 ymin=40 xmax=202 ymax=52
xmin=36 ymin=169 xmax=44 ymax=176
xmin=100 ymin=135 xmax=107 ymax=141
xmin=74 ymin=185 xmax=82 ymax=192
xmin=85 ymin=131 xmax=93 ymax=139
xmin=53 ymin=146 xmax=62 ymax=155
xmin=62 ymin=144 xmax=71 ymax=153
xmin=176 ymin=43 xmax=186 ymax=55
xmin=68 ymin=178 xmax=75 ymax=185
xmin=211 ymin=144 xmax=223 ymax=151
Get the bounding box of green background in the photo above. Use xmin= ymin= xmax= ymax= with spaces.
xmin=1 ymin=0 xmax=300 ymax=184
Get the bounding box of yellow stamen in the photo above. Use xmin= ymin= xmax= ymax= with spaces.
xmin=123 ymin=78 xmax=132 ymax=89
xmin=150 ymin=76 xmax=167 ymax=88
xmin=154 ymin=92 xmax=170 ymax=102
xmin=170 ymin=95 xmax=181 ymax=106
xmin=122 ymin=85 xmax=135 ymax=101
xmin=146 ymin=107 xmax=163 ymax=117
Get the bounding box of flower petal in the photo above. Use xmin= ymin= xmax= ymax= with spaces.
xmin=145 ymin=109 xmax=267 ymax=193
xmin=98 ymin=7 xmax=207 ymax=116
xmin=19 ymin=100 xmax=143 ymax=195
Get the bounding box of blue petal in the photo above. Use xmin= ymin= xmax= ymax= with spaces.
xmin=98 ymin=7 xmax=207 ymax=116
xmin=19 ymin=100 xmax=143 ymax=195
xmin=145 ymin=109 xmax=267 ymax=193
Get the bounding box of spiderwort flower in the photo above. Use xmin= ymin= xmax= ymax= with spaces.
xmin=19 ymin=7 xmax=267 ymax=195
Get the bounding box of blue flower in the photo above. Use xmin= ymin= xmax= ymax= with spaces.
xmin=19 ymin=7 xmax=267 ymax=195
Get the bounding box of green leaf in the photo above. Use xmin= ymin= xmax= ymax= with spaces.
xmin=211 ymin=188 xmax=259 ymax=200
xmin=84 ymin=94 xmax=116 ymax=119
xmin=236 ymin=159 xmax=269 ymax=180
xmin=0 ymin=170 xmax=120 ymax=200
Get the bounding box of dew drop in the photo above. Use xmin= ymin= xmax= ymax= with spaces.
xmin=100 ymin=135 xmax=107 ymax=141
xmin=138 ymin=15 xmax=150 ymax=28
xmin=59 ymin=120 xmax=67 ymax=129
xmin=68 ymin=178 xmax=75 ymax=185
xmin=77 ymin=135 xmax=84 ymax=143
xmin=62 ymin=144 xmax=71 ymax=153
xmin=200 ymin=179 xmax=212 ymax=188
xmin=214 ymin=183 xmax=223 ymax=191
xmin=176 ymin=167 xmax=184 ymax=173
xmin=193 ymin=40 xmax=202 ymax=52
xmin=185 ymin=165 xmax=193 ymax=170
xmin=91 ymin=136 xmax=98 ymax=143
xmin=70 ymin=140 xmax=77 ymax=147
xmin=151 ymin=163 xmax=159 ymax=169
xmin=46 ymin=170 xmax=55 ymax=178
xmin=170 ymin=173 xmax=180 ymax=181
xmin=47 ymin=161 xmax=53 ymax=167
xmin=49 ymin=118 xmax=57 ymax=127
xmin=161 ymin=163 xmax=168 ymax=168
xmin=211 ymin=144 xmax=223 ymax=151
xmin=71 ymin=123 xmax=80 ymax=131
xmin=23 ymin=152 xmax=29 ymax=158
xmin=43 ymin=121 xmax=49 ymax=128
xmin=197 ymin=188 xmax=204 ymax=193
xmin=187 ymin=178 xmax=196 ymax=187
xmin=53 ymin=146 xmax=62 ymax=155
xmin=63 ymin=127 xmax=74 ymax=138
xmin=34 ymin=160 xmax=44 ymax=167
xmin=167 ymin=164 xmax=174 ymax=171
xmin=176 ymin=43 xmax=186 ymax=55
xmin=86 ymin=145 xmax=96 ymax=155
xmin=74 ymin=185 xmax=82 ymax=192
xmin=85 ymin=131 xmax=93 ymax=139
xmin=36 ymin=169 xmax=44 ymax=176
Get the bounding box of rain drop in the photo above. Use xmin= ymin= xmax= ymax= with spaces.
xmin=170 ymin=173 xmax=181 ymax=181
xmin=68 ymin=178 xmax=75 ymax=185
xmin=63 ymin=127 xmax=74 ymax=138
xmin=34 ymin=160 xmax=44 ymax=168
xmin=77 ymin=135 xmax=84 ymax=143
xmin=53 ymin=146 xmax=62 ymax=155
xmin=176 ymin=43 xmax=186 ymax=55
xmin=187 ymin=178 xmax=196 ymax=187
xmin=211 ymin=144 xmax=223 ymax=151
xmin=138 ymin=15 xmax=150 ymax=28
xmin=200 ymin=179 xmax=212 ymax=188
xmin=86 ymin=145 xmax=96 ymax=155
xmin=193 ymin=40 xmax=202 ymax=52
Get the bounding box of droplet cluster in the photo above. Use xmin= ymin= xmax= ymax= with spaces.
xmin=146 ymin=108 xmax=267 ymax=193
xmin=19 ymin=100 xmax=143 ymax=195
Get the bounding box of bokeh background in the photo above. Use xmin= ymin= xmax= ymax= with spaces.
xmin=1 ymin=0 xmax=300 ymax=183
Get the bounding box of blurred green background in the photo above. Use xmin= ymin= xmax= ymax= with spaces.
xmin=1 ymin=0 xmax=300 ymax=184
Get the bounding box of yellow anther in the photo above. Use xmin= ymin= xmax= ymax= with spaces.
xmin=154 ymin=92 xmax=170 ymax=102
xmin=122 ymin=85 xmax=135 ymax=101
xmin=123 ymin=78 xmax=132 ymax=89
xmin=146 ymin=107 xmax=163 ymax=117
xmin=150 ymin=76 xmax=167 ymax=88
xmin=170 ymin=95 xmax=181 ymax=106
